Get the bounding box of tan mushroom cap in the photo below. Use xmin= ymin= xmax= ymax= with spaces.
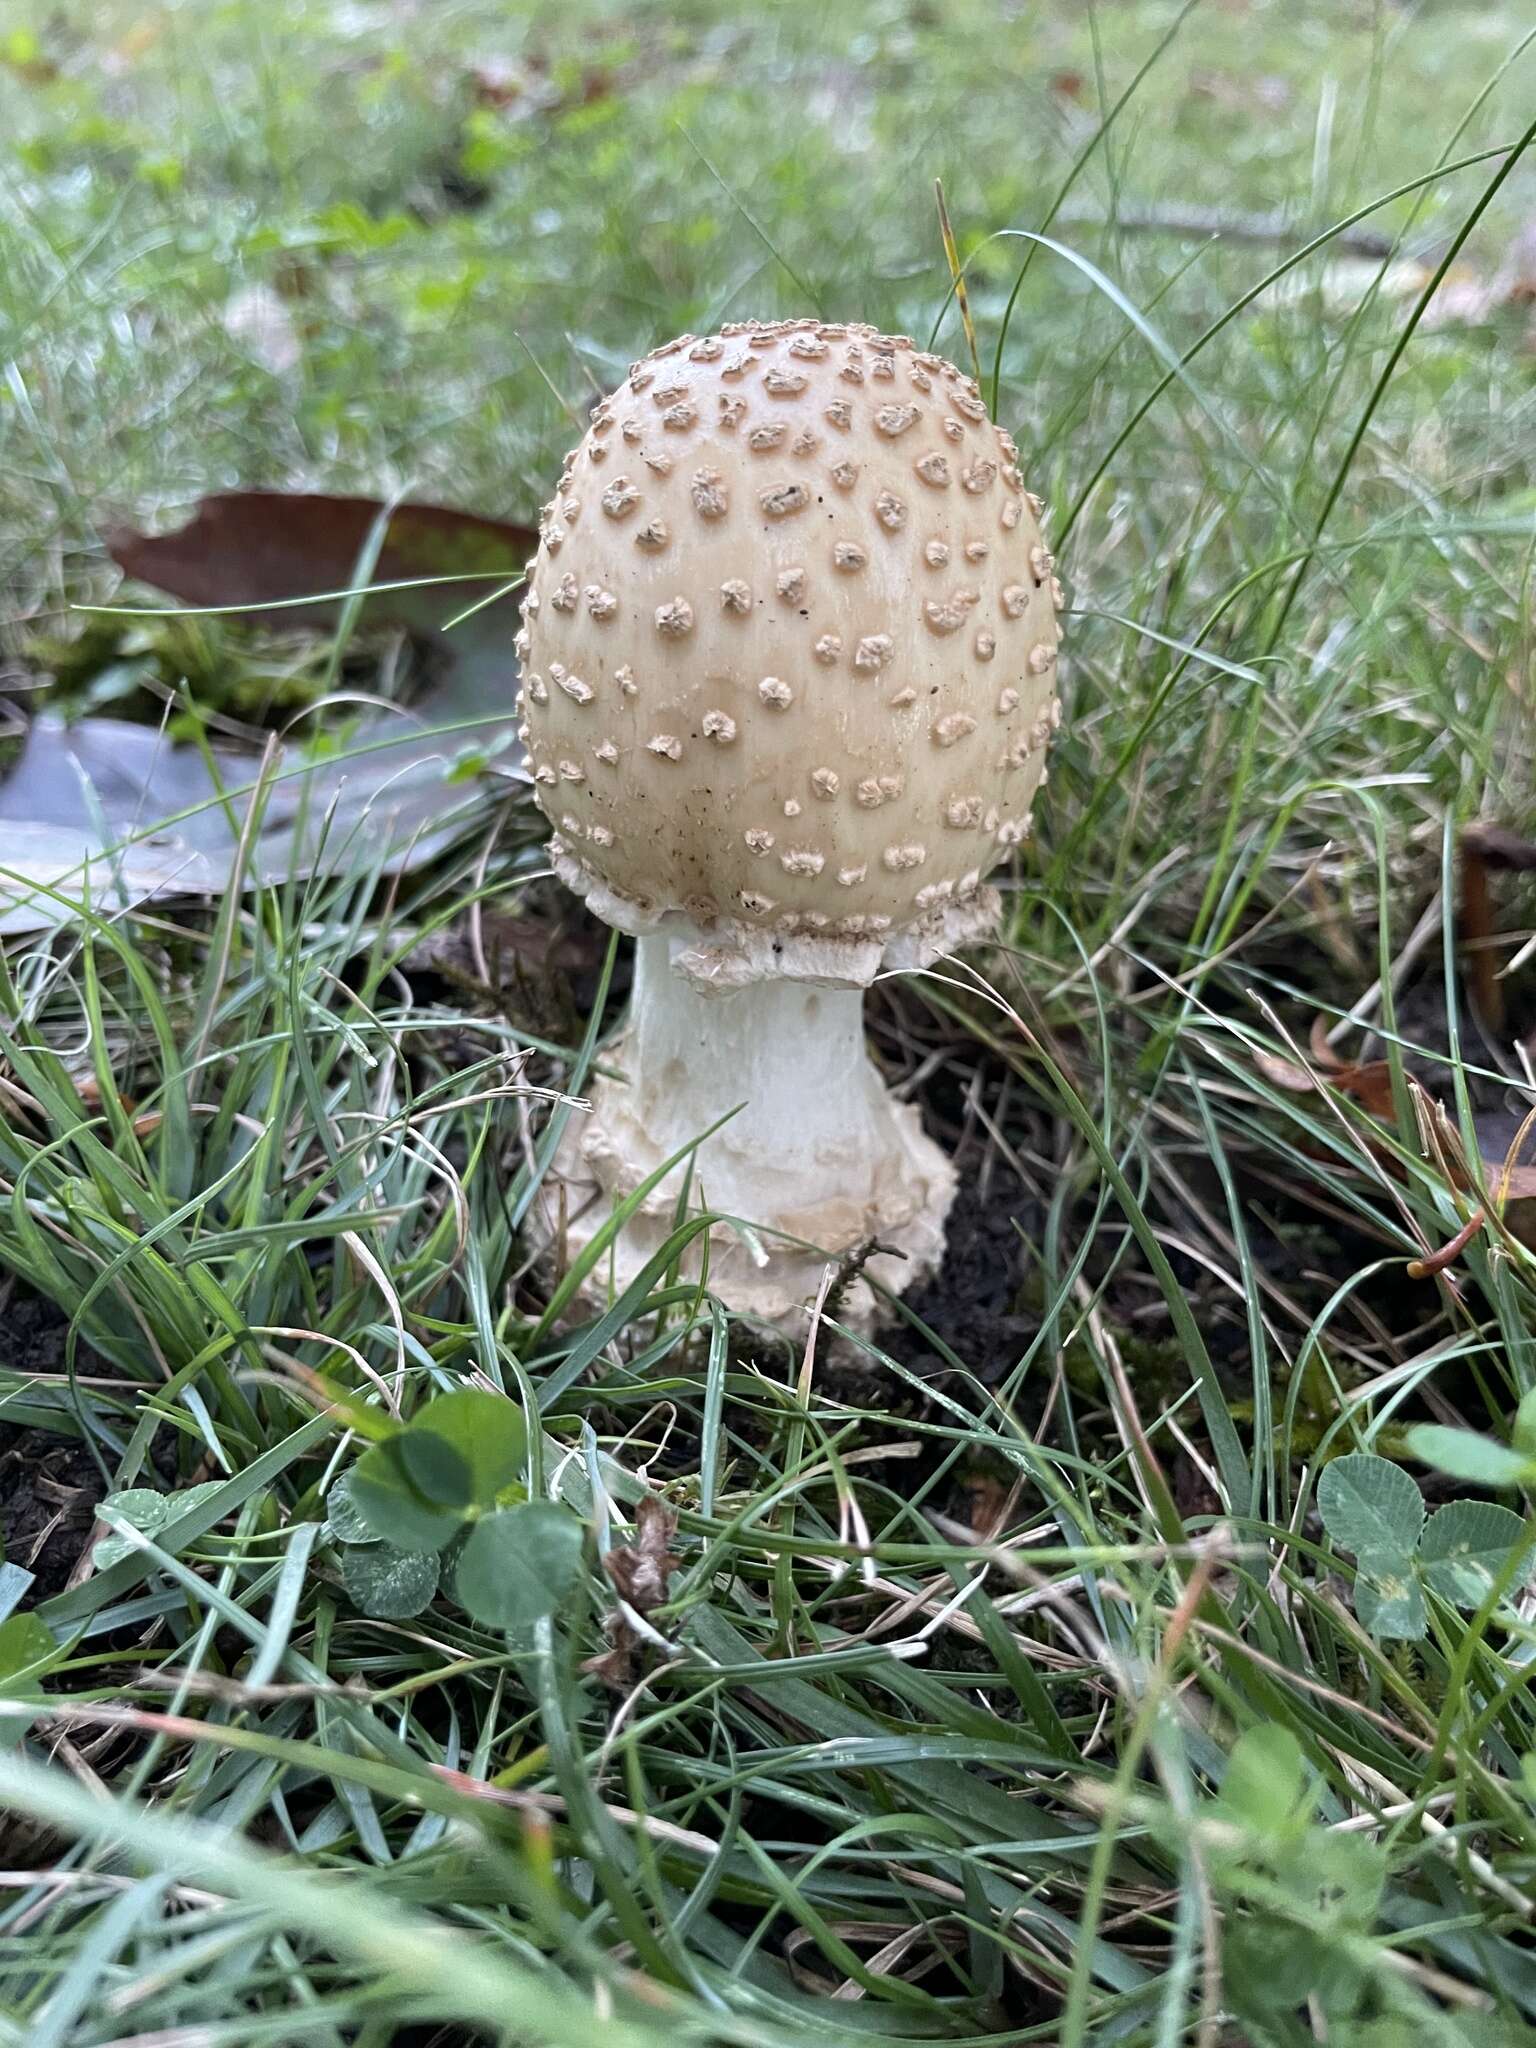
xmin=519 ymin=318 xmax=1064 ymax=987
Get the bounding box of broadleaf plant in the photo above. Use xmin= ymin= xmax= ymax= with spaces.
xmin=453 ymin=1502 xmax=585 ymax=1632
xmin=1404 ymin=1390 xmax=1536 ymax=1492
xmin=341 ymin=1543 xmax=440 ymax=1620
xmin=92 ymin=1482 xmax=230 ymax=1570
xmin=1317 ymin=1452 xmax=1535 ymax=1641
xmin=325 ymin=1386 xmax=585 ymax=1628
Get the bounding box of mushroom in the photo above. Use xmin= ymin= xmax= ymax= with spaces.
xmin=520 ymin=319 xmax=1063 ymax=1324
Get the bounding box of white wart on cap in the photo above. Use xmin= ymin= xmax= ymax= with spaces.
xmin=519 ymin=319 xmax=1063 ymax=988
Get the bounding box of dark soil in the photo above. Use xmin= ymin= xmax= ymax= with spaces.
xmin=0 ymin=1427 xmax=103 ymax=1600
xmin=0 ymin=1284 xmax=111 ymax=1600
xmin=882 ymin=1166 xmax=1047 ymax=1387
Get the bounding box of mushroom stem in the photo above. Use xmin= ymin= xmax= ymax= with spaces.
xmin=628 ymin=934 xmax=901 ymax=1190
xmin=553 ymin=934 xmax=956 ymax=1323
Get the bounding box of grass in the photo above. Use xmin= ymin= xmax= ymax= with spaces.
xmin=4 ymin=0 xmax=1536 ymax=2042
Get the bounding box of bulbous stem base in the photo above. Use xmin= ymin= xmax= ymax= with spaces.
xmin=546 ymin=935 xmax=956 ymax=1326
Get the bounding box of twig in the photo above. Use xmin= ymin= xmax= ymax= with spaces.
xmin=1055 ymin=200 xmax=1394 ymax=260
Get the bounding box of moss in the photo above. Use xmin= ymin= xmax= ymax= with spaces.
xmin=22 ymin=612 xmax=339 ymax=730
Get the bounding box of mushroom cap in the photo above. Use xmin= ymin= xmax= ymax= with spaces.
xmin=519 ymin=319 xmax=1063 ymax=988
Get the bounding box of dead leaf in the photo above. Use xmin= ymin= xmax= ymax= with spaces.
xmin=582 ymin=1496 xmax=679 ymax=1690
xmin=1251 ymin=1021 xmax=1536 ymax=1265
xmin=106 ymin=490 xmax=537 ymax=733
xmin=1 ymin=492 xmax=536 ymax=934
xmin=0 ymin=720 xmax=515 ymax=937
xmin=1417 ymin=1102 xmax=1536 ymax=1264
xmin=107 ymin=491 xmax=533 ymax=641
xmin=1467 ymin=1103 xmax=1536 ymax=1207
xmin=1253 ymin=1027 xmax=1396 ymax=1120
xmin=606 ymin=1496 xmax=679 ymax=1613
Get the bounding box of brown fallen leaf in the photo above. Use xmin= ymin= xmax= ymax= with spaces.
xmin=1466 ymin=1103 xmax=1536 ymax=1208
xmin=2 ymin=491 xmax=537 ymax=934
xmin=1253 ymin=1024 xmax=1396 ymax=1121
xmin=108 ymin=492 xmax=534 ymax=641
xmin=582 ymin=1495 xmax=680 ymax=1691
xmin=1252 ymin=1019 xmax=1536 ymax=1268
xmin=605 ymin=1496 xmax=679 ymax=1610
xmin=102 ymin=490 xmax=538 ymax=743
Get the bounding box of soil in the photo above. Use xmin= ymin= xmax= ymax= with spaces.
xmin=0 ymin=1284 xmax=111 ymax=1600
xmin=882 ymin=1165 xmax=1048 ymax=1387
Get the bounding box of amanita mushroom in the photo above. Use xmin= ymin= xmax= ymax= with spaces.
xmin=519 ymin=319 xmax=1063 ymax=1323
